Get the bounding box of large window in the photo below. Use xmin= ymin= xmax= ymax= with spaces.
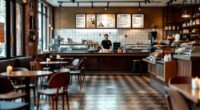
xmin=38 ymin=2 xmax=49 ymax=52
xmin=0 ymin=0 xmax=6 ymax=58
xmin=16 ymin=2 xmax=23 ymax=56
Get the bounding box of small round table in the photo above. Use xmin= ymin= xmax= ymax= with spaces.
xmin=40 ymin=61 xmax=69 ymax=71
xmin=0 ymin=71 xmax=53 ymax=110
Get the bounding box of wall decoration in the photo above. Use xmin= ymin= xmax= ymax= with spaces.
xmin=97 ymin=14 xmax=115 ymax=28
xmin=76 ymin=14 xmax=86 ymax=28
xmin=86 ymin=14 xmax=96 ymax=28
xmin=132 ymin=14 xmax=144 ymax=28
xmin=117 ymin=14 xmax=131 ymax=28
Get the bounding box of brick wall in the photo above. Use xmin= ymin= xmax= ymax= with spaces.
xmin=24 ymin=0 xmax=38 ymax=56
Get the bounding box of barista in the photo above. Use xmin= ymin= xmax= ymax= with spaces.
xmin=101 ymin=34 xmax=112 ymax=50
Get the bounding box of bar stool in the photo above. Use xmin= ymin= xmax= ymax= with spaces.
xmin=132 ymin=59 xmax=143 ymax=75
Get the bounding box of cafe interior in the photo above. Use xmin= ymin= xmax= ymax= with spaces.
xmin=1 ymin=0 xmax=200 ymax=110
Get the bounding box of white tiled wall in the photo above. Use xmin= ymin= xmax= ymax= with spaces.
xmin=55 ymin=29 xmax=163 ymax=45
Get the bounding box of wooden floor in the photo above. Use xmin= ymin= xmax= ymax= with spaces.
xmin=32 ymin=71 xmax=168 ymax=110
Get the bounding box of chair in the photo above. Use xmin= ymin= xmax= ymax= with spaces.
xmin=30 ymin=61 xmax=49 ymax=89
xmin=12 ymin=67 xmax=36 ymax=103
xmin=0 ymin=101 xmax=28 ymax=110
xmin=67 ymin=59 xmax=85 ymax=89
xmin=0 ymin=77 xmax=26 ymax=101
xmin=164 ymin=86 xmax=191 ymax=110
xmin=168 ymin=76 xmax=192 ymax=85
xmin=37 ymin=70 xmax=70 ymax=110
xmin=30 ymin=61 xmax=43 ymax=70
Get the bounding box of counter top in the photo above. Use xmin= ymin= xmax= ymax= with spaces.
xmin=142 ymin=58 xmax=156 ymax=64
xmin=173 ymin=54 xmax=200 ymax=61
xmin=50 ymin=52 xmax=150 ymax=57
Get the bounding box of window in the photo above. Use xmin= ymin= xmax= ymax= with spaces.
xmin=16 ymin=2 xmax=23 ymax=56
xmin=38 ymin=2 xmax=49 ymax=52
xmin=0 ymin=0 xmax=6 ymax=58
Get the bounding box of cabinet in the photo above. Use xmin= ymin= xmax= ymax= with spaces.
xmin=156 ymin=60 xmax=177 ymax=82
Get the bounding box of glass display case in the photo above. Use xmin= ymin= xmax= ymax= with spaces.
xmin=60 ymin=44 xmax=88 ymax=53
xmin=125 ymin=44 xmax=151 ymax=53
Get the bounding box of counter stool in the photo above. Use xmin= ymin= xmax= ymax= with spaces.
xmin=132 ymin=59 xmax=143 ymax=75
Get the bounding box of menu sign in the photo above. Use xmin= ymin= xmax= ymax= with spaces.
xmin=132 ymin=14 xmax=144 ymax=28
xmin=76 ymin=14 xmax=86 ymax=28
xmin=86 ymin=14 xmax=96 ymax=28
xmin=117 ymin=14 xmax=131 ymax=28
xmin=97 ymin=14 xmax=115 ymax=28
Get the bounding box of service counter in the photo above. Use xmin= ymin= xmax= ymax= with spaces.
xmin=50 ymin=52 xmax=149 ymax=71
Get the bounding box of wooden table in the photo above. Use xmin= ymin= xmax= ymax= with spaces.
xmin=40 ymin=61 xmax=69 ymax=71
xmin=170 ymin=84 xmax=200 ymax=104
xmin=40 ymin=61 xmax=68 ymax=65
xmin=0 ymin=71 xmax=53 ymax=110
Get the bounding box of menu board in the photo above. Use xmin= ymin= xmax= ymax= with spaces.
xmin=76 ymin=14 xmax=86 ymax=28
xmin=97 ymin=14 xmax=115 ymax=28
xmin=86 ymin=14 xmax=96 ymax=28
xmin=117 ymin=14 xmax=131 ymax=28
xmin=132 ymin=14 xmax=144 ymax=28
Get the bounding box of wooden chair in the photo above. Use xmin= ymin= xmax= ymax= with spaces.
xmin=37 ymin=70 xmax=70 ymax=110
xmin=12 ymin=67 xmax=36 ymax=103
xmin=30 ymin=61 xmax=50 ymax=89
xmin=0 ymin=101 xmax=28 ymax=110
xmin=0 ymin=77 xmax=26 ymax=101
xmin=168 ymin=76 xmax=192 ymax=85
xmin=164 ymin=86 xmax=191 ymax=110
xmin=30 ymin=61 xmax=43 ymax=70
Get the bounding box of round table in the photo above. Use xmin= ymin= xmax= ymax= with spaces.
xmin=40 ymin=61 xmax=69 ymax=71
xmin=0 ymin=71 xmax=53 ymax=110
xmin=40 ymin=61 xmax=68 ymax=65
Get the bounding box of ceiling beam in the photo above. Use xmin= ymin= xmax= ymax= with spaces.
xmin=57 ymin=0 xmax=161 ymax=4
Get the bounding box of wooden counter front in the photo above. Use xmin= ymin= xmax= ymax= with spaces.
xmin=50 ymin=52 xmax=149 ymax=71
xmin=173 ymin=54 xmax=200 ymax=77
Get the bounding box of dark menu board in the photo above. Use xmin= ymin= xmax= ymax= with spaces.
xmin=86 ymin=14 xmax=96 ymax=28
xmin=76 ymin=14 xmax=86 ymax=28
xmin=117 ymin=14 xmax=131 ymax=28
xmin=97 ymin=14 xmax=115 ymax=28
xmin=132 ymin=14 xmax=144 ymax=28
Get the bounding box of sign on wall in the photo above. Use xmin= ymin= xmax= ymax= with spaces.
xmin=76 ymin=14 xmax=86 ymax=28
xmin=86 ymin=14 xmax=96 ymax=28
xmin=132 ymin=14 xmax=144 ymax=28
xmin=97 ymin=14 xmax=115 ymax=28
xmin=117 ymin=14 xmax=131 ymax=28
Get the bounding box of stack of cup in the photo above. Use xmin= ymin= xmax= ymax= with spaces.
xmin=191 ymin=77 xmax=200 ymax=89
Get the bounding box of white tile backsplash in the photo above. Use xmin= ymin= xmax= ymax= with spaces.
xmin=55 ymin=29 xmax=162 ymax=45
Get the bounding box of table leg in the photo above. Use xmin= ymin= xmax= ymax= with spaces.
xmin=25 ymin=78 xmax=31 ymax=110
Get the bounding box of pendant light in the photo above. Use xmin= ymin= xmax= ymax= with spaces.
xmin=181 ymin=0 xmax=191 ymax=18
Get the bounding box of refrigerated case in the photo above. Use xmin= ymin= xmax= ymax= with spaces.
xmin=125 ymin=44 xmax=151 ymax=53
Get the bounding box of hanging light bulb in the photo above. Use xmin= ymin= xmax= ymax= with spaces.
xmin=181 ymin=0 xmax=191 ymax=18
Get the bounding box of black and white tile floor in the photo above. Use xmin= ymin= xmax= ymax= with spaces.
xmin=34 ymin=72 xmax=168 ymax=110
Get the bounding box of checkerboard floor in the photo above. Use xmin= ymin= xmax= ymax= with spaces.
xmin=34 ymin=72 xmax=168 ymax=110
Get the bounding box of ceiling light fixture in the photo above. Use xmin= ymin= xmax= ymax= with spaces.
xmin=71 ymin=0 xmax=75 ymax=3
xmin=138 ymin=1 xmax=141 ymax=11
xmin=105 ymin=2 xmax=109 ymax=11
xmin=145 ymin=0 xmax=150 ymax=4
xmin=77 ymin=2 xmax=79 ymax=7
xmin=181 ymin=0 xmax=191 ymax=18
xmin=91 ymin=2 xmax=94 ymax=8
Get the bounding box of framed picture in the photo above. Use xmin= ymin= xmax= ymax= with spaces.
xmin=132 ymin=14 xmax=144 ymax=28
xmin=86 ymin=14 xmax=96 ymax=28
xmin=76 ymin=14 xmax=86 ymax=28
xmin=97 ymin=14 xmax=115 ymax=28
xmin=117 ymin=14 xmax=131 ymax=28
